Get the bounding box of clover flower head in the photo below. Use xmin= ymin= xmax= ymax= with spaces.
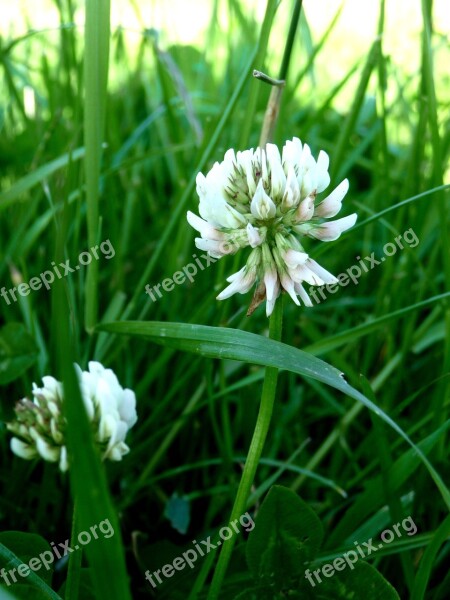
xmin=187 ymin=138 xmax=357 ymax=315
xmin=7 ymin=361 xmax=137 ymax=471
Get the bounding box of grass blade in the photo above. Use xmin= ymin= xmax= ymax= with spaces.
xmin=98 ymin=320 xmax=450 ymax=510
xmin=84 ymin=0 xmax=111 ymax=333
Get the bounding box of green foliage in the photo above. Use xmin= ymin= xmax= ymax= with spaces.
xmin=0 ymin=0 xmax=449 ymax=598
xmin=238 ymin=486 xmax=400 ymax=599
xmin=245 ymin=486 xmax=323 ymax=588
xmin=58 ymin=569 xmax=96 ymax=600
xmin=0 ymin=531 xmax=58 ymax=598
xmin=0 ymin=323 xmax=38 ymax=386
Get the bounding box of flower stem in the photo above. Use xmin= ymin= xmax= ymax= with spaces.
xmin=207 ymin=4 xmax=302 ymax=597
xmin=207 ymin=297 xmax=283 ymax=599
xmin=259 ymin=0 xmax=303 ymax=146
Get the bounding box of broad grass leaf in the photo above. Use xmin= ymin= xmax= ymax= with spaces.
xmin=98 ymin=320 xmax=450 ymax=511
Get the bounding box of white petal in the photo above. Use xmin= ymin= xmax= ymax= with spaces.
xmin=295 ymin=195 xmax=315 ymax=222
xmin=280 ymin=273 xmax=300 ymax=305
xmin=283 ymin=249 xmax=309 ymax=268
xmin=196 ymin=172 xmax=208 ymax=198
xmin=217 ymin=267 xmax=256 ymax=300
xmin=59 ymin=446 xmax=69 ymax=471
xmin=204 ymin=162 xmax=225 ymax=190
xmin=250 ymin=180 xmax=276 ymax=220
xmin=309 ymin=213 xmax=357 ymax=241
xmin=82 ymin=395 xmax=95 ymax=420
xmin=107 ymin=445 xmax=125 ymax=461
xmin=47 ymin=401 xmax=59 ymax=418
xmin=299 ymin=143 xmax=311 ymax=166
xmin=119 ymin=389 xmax=138 ymax=428
xmin=264 ymin=269 xmax=278 ymax=302
xmin=266 ymin=278 xmax=280 ymax=316
xmin=281 ymin=165 xmax=300 ymax=211
xmin=99 ymin=414 xmax=117 ymax=443
xmin=224 ymin=148 xmax=236 ymax=164
xmin=246 ymin=223 xmax=262 ymax=248
xmin=187 ymin=211 xmax=226 ymax=241
xmin=315 ymin=150 xmax=330 ymax=192
xmin=88 ymin=361 xmax=105 ymax=374
xmin=10 ymin=437 xmax=37 ymax=460
xmin=290 ymin=264 xmax=323 ymax=286
xmin=35 ymin=436 xmax=59 ymax=462
xmin=106 ymin=421 xmax=128 ymax=449
xmin=282 ymin=137 xmax=302 ymax=170
xmin=316 ymin=150 xmax=329 ymax=173
xmin=294 ymin=282 xmax=313 ymax=307
xmin=266 ymin=143 xmax=286 ymax=198
xmin=40 ymin=376 xmax=60 ymax=394
xmin=298 ymin=144 xmax=313 ymax=183
xmin=106 ymin=442 xmax=129 ymax=461
xmin=50 ymin=419 xmax=64 ymax=444
xmin=194 ymin=238 xmax=231 ymax=257
xmin=300 ymin=169 xmax=315 ymax=198
xmin=33 ymin=375 xmax=62 ymax=404
xmin=314 ymin=179 xmax=349 ymax=218
xmin=266 ymin=143 xmax=281 ymax=167
xmin=199 ymin=195 xmax=246 ymax=229
xmin=305 ymin=259 xmax=338 ymax=284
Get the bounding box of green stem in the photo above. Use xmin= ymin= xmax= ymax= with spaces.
xmin=207 ymin=298 xmax=283 ymax=599
xmin=65 ymin=499 xmax=82 ymax=600
xmin=206 ymin=3 xmax=302 ymax=596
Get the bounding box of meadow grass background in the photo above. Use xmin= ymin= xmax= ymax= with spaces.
xmin=0 ymin=0 xmax=449 ymax=598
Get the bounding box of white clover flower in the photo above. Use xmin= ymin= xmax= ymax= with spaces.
xmin=7 ymin=361 xmax=137 ymax=471
xmin=187 ymin=138 xmax=357 ymax=315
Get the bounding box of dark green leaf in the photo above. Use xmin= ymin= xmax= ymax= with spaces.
xmin=246 ymin=486 xmax=323 ymax=589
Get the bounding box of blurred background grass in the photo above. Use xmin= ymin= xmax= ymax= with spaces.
xmin=0 ymin=0 xmax=449 ymax=598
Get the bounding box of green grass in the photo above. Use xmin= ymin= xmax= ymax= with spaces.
xmin=0 ymin=0 xmax=449 ymax=598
